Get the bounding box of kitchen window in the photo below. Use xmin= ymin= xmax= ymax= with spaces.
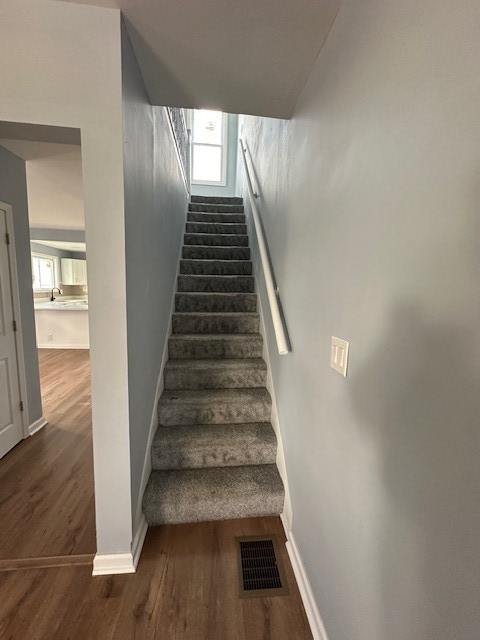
xmin=191 ymin=110 xmax=227 ymax=185
xmin=31 ymin=253 xmax=59 ymax=291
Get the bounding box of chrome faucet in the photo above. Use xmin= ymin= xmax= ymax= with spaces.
xmin=50 ymin=287 xmax=62 ymax=302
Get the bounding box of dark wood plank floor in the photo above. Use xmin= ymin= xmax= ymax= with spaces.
xmin=0 ymin=349 xmax=96 ymax=559
xmin=0 ymin=516 xmax=312 ymax=640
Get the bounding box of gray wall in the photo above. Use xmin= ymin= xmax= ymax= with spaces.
xmin=240 ymin=1 xmax=480 ymax=638
xmin=121 ymin=24 xmax=188 ymax=528
xmin=30 ymin=228 xmax=85 ymax=243
xmin=30 ymin=242 xmax=86 ymax=262
xmin=0 ymin=145 xmax=42 ymax=424
xmin=191 ymin=113 xmax=239 ymax=197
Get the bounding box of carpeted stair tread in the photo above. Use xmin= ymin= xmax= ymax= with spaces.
xmin=158 ymin=387 xmax=271 ymax=426
xmin=169 ymin=333 xmax=263 ymax=359
xmin=164 ymin=358 xmax=267 ymax=389
xmin=184 ymin=233 xmax=248 ymax=247
xmin=180 ymin=259 xmax=252 ymax=275
xmin=143 ymin=194 xmax=285 ymax=526
xmin=172 ymin=312 xmax=260 ymax=334
xmin=151 ymin=422 xmax=277 ymax=470
xmin=189 ymin=202 xmax=244 ymax=213
xmin=188 ymin=212 xmax=246 ymax=223
xmin=191 ymin=195 xmax=243 ymax=205
xmin=177 ymin=274 xmax=255 ymax=293
xmin=182 ymin=245 xmax=251 ymax=260
xmin=185 ymin=222 xmax=247 ymax=235
xmin=175 ymin=292 xmax=257 ymax=313
xmin=143 ymin=464 xmax=284 ymax=525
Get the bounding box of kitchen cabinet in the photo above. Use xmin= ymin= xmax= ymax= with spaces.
xmin=61 ymin=258 xmax=87 ymax=285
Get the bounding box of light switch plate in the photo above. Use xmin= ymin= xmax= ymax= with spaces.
xmin=330 ymin=336 xmax=349 ymax=377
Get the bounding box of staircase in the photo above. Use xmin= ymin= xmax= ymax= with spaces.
xmin=143 ymin=195 xmax=284 ymax=525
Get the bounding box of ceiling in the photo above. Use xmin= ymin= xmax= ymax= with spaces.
xmin=31 ymin=240 xmax=86 ymax=253
xmin=0 ymin=139 xmax=84 ymax=230
xmin=61 ymin=0 xmax=341 ymax=119
xmin=0 ymin=140 xmax=79 ymax=161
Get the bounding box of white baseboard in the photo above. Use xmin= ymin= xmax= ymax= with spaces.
xmin=37 ymin=343 xmax=89 ymax=349
xmin=284 ymin=527 xmax=330 ymax=640
xmin=92 ymin=552 xmax=136 ymax=576
xmin=131 ymin=513 xmax=148 ymax=569
xmin=92 ymin=514 xmax=148 ymax=576
xmin=28 ymin=416 xmax=47 ymax=436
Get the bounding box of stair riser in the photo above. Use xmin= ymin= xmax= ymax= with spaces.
xmin=158 ymin=398 xmax=271 ymax=426
xmin=164 ymin=366 xmax=267 ymax=389
xmin=169 ymin=337 xmax=263 ymax=360
xmin=189 ymin=203 xmax=244 ymax=213
xmin=151 ymin=425 xmax=276 ymax=470
xmin=188 ymin=212 xmax=246 ymax=223
xmin=191 ymin=196 xmax=243 ymax=205
xmin=180 ymin=260 xmax=252 ymax=276
xmin=175 ymin=293 xmax=257 ymax=313
xmin=172 ymin=314 xmax=260 ymax=334
xmin=144 ymin=465 xmax=284 ymax=525
xmin=184 ymin=233 xmax=248 ymax=247
xmin=177 ymin=275 xmax=254 ymax=293
xmin=182 ymin=246 xmax=250 ymax=260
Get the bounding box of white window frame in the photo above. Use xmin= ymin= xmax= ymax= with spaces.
xmin=191 ymin=111 xmax=228 ymax=186
xmin=31 ymin=252 xmax=60 ymax=292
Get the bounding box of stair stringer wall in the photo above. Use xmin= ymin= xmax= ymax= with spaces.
xmin=256 ymin=288 xmax=293 ymax=532
xmin=134 ymin=232 xmax=185 ymax=533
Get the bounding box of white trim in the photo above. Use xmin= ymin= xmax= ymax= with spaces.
xmin=284 ymin=527 xmax=330 ymax=640
xmin=131 ymin=513 xmax=148 ymax=569
xmin=256 ymin=292 xmax=293 ymax=533
xmin=133 ymin=358 xmax=164 ymax=530
xmin=133 ymin=222 xmax=185 ymax=533
xmin=92 ymin=552 xmax=135 ymax=576
xmin=37 ymin=343 xmax=89 ymax=349
xmin=92 ymin=512 xmax=148 ymax=576
xmin=28 ymin=416 xmax=47 ymax=436
xmin=1 ymin=201 xmax=30 ymax=435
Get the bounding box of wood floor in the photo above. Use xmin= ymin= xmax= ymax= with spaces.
xmin=0 ymin=516 xmax=312 ymax=640
xmin=0 ymin=349 xmax=96 ymax=559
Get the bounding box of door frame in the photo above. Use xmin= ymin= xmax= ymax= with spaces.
xmin=0 ymin=200 xmax=30 ymax=438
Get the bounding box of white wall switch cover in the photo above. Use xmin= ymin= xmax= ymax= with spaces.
xmin=330 ymin=336 xmax=349 ymax=377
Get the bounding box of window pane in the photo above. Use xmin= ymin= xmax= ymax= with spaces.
xmin=193 ymin=145 xmax=222 ymax=182
xmin=32 ymin=256 xmax=55 ymax=290
xmin=193 ymin=110 xmax=223 ymax=145
xmin=39 ymin=257 xmax=54 ymax=289
xmin=32 ymin=257 xmax=40 ymax=289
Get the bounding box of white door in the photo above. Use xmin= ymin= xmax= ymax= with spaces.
xmin=0 ymin=208 xmax=23 ymax=458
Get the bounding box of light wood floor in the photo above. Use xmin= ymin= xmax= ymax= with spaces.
xmin=0 ymin=349 xmax=96 ymax=559
xmin=0 ymin=516 xmax=312 ymax=640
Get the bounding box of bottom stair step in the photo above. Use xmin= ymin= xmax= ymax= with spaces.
xmin=144 ymin=464 xmax=284 ymax=525
xmin=151 ymin=422 xmax=277 ymax=470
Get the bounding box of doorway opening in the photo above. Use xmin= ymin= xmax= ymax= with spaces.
xmin=0 ymin=123 xmax=95 ymax=563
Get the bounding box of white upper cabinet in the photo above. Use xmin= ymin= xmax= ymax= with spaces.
xmin=61 ymin=258 xmax=87 ymax=285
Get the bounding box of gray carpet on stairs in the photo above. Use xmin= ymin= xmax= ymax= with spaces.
xmin=143 ymin=195 xmax=284 ymax=526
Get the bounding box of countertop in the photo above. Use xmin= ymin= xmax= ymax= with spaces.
xmin=34 ymin=299 xmax=88 ymax=311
